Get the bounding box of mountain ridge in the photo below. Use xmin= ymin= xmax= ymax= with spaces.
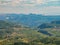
xmin=0 ymin=14 xmax=60 ymax=27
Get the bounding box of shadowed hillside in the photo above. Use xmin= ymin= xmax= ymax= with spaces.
xmin=38 ymin=20 xmax=60 ymax=37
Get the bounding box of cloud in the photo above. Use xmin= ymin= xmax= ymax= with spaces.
xmin=0 ymin=0 xmax=35 ymax=7
xmin=0 ymin=0 xmax=60 ymax=15
xmin=0 ymin=0 xmax=60 ymax=7
xmin=0 ymin=0 xmax=46 ymax=6
xmin=48 ymin=0 xmax=60 ymax=2
xmin=35 ymin=0 xmax=45 ymax=4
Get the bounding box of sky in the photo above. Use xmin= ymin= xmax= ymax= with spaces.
xmin=0 ymin=0 xmax=60 ymax=15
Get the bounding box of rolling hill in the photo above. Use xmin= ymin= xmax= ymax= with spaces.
xmin=0 ymin=20 xmax=60 ymax=45
xmin=38 ymin=20 xmax=60 ymax=37
xmin=0 ymin=20 xmax=48 ymax=45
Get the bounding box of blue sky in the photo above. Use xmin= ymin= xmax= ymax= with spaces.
xmin=0 ymin=0 xmax=60 ymax=15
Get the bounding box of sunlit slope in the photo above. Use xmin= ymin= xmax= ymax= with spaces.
xmin=0 ymin=20 xmax=48 ymax=45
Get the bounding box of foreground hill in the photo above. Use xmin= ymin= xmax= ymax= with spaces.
xmin=0 ymin=20 xmax=47 ymax=45
xmin=0 ymin=20 xmax=60 ymax=45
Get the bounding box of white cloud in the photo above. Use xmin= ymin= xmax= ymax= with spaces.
xmin=36 ymin=0 xmax=45 ymax=4
xmin=0 ymin=0 xmax=60 ymax=15
xmin=41 ymin=6 xmax=60 ymax=15
xmin=49 ymin=0 xmax=60 ymax=1
xmin=11 ymin=0 xmax=20 ymax=6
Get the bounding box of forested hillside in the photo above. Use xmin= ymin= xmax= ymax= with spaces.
xmin=0 ymin=20 xmax=60 ymax=45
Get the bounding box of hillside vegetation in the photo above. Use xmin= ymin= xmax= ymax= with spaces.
xmin=38 ymin=20 xmax=60 ymax=37
xmin=0 ymin=20 xmax=60 ymax=45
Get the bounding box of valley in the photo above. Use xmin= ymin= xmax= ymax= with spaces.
xmin=0 ymin=14 xmax=60 ymax=45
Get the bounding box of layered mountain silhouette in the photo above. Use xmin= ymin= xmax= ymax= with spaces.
xmin=0 ymin=14 xmax=60 ymax=27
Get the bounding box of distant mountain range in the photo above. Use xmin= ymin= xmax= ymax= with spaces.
xmin=0 ymin=14 xmax=60 ymax=27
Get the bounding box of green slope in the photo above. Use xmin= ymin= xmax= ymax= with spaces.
xmin=0 ymin=20 xmax=60 ymax=45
